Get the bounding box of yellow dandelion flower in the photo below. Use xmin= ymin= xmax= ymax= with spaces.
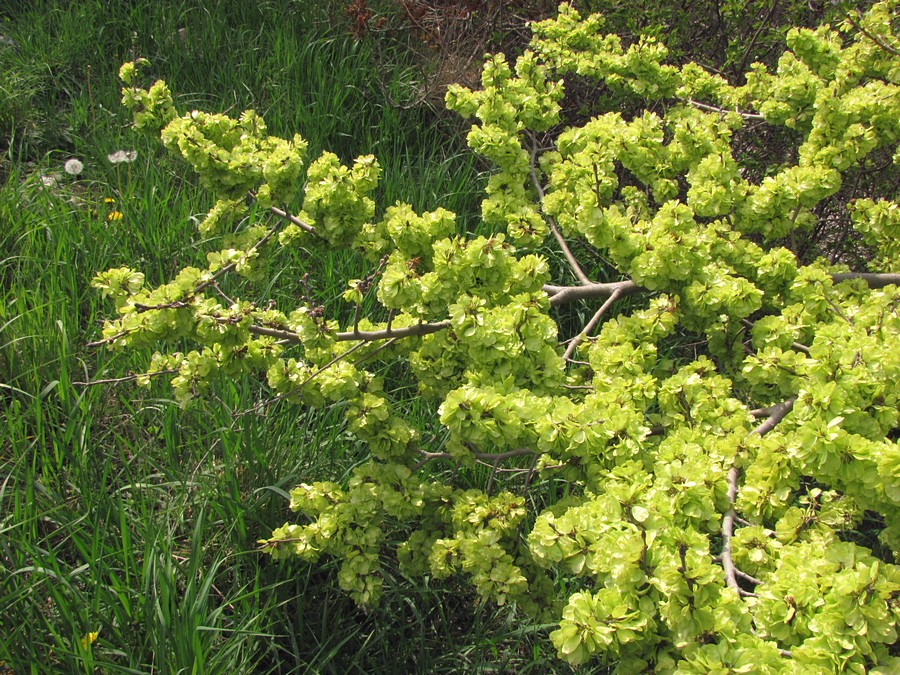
xmin=107 ymin=211 xmax=124 ymax=221
xmin=104 ymin=197 xmax=116 ymax=204
xmin=80 ymin=630 xmax=99 ymax=649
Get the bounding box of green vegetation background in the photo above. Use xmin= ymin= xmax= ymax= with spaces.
xmin=0 ymin=0 xmax=857 ymax=671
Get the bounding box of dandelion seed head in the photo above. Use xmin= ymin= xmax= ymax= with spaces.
xmin=107 ymin=150 xmax=137 ymax=164
xmin=64 ymin=159 xmax=84 ymax=176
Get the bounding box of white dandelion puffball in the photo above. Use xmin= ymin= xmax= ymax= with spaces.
xmin=107 ymin=150 xmax=137 ymax=164
xmin=64 ymin=158 xmax=84 ymax=176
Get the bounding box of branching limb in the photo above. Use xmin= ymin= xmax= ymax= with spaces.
xmin=831 ymin=272 xmax=900 ymax=288
xmin=74 ymin=368 xmax=178 ymax=387
xmin=721 ymin=398 xmax=796 ymax=597
xmin=544 ymin=272 xmax=896 ymax=312
xmin=418 ymin=447 xmax=535 ymax=463
xmin=686 ymin=99 xmax=765 ymax=120
xmin=733 ymin=567 xmax=763 ymax=586
xmin=740 ymin=318 xmax=810 ymax=354
xmin=544 ymin=280 xmax=642 ymax=307
xmin=563 ymin=288 xmax=623 ymax=361
xmin=844 ymin=11 xmax=900 ymax=56
xmin=266 ymin=203 xmax=318 ymax=236
xmin=721 ymin=466 xmax=743 ymax=593
xmin=248 ymin=319 xmax=452 ymax=344
xmin=752 ymin=397 xmax=796 ymax=436
xmin=528 ymin=139 xmax=592 ymax=285
xmin=750 ymin=403 xmax=785 ymax=418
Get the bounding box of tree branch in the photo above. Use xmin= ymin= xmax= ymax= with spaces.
xmin=563 ymin=288 xmax=623 ymax=361
xmin=418 ymin=447 xmax=535 ymax=462
xmin=844 ymin=11 xmax=900 ymax=57
xmin=831 ymin=272 xmax=900 ymax=288
xmin=74 ymin=368 xmax=178 ymax=387
xmin=544 ymin=280 xmax=642 ymax=307
xmin=733 ymin=567 xmax=763 ymax=586
xmin=721 ymin=398 xmax=796 ymax=598
xmin=266 ymin=203 xmax=318 ymax=236
xmin=721 ymin=466 xmax=742 ymax=593
xmin=686 ymin=99 xmax=765 ymax=120
xmin=528 ymin=139 xmax=592 ymax=285
xmin=248 ymin=319 xmax=452 ymax=344
xmin=751 ymin=397 xmax=796 ymax=437
xmin=740 ymin=318 xmax=810 ymax=354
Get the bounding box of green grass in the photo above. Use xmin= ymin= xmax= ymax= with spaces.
xmin=0 ymin=0 xmax=574 ymax=672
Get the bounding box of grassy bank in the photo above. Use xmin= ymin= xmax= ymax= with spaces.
xmin=0 ymin=1 xmax=568 ymax=671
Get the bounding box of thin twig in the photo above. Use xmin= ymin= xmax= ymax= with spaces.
xmin=740 ymin=319 xmax=810 ymax=354
xmin=74 ymin=368 xmax=178 ymax=387
xmin=686 ymin=99 xmax=765 ymax=120
xmin=353 ymin=337 xmax=400 ymax=366
xmin=132 ymin=217 xmax=284 ymax=314
xmin=266 ymin=203 xmax=318 ymax=236
xmin=563 ymin=288 xmax=623 ymax=361
xmin=295 ymin=341 xmax=368 ymax=389
xmin=844 ymin=11 xmax=900 ymax=56
xmin=721 ymin=398 xmax=796 ymax=598
xmin=528 ymin=139 xmax=592 ymax=285
xmin=734 ymin=0 xmax=781 ymax=76
xmin=418 ymin=447 xmax=535 ymax=462
xmin=485 ymin=458 xmax=500 ymax=496
xmin=248 ymin=319 xmax=451 ymax=344
xmin=237 ymin=340 xmax=373 ymax=415
xmin=734 ymin=567 xmax=763 ymax=586
xmin=544 ymin=280 xmax=642 ymax=307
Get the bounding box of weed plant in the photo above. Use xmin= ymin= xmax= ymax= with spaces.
xmin=0 ymin=0 xmax=571 ymax=671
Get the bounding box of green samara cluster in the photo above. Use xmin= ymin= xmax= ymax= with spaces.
xmin=94 ymin=2 xmax=900 ymax=671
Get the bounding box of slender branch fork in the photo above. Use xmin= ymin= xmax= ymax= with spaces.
xmin=527 ymin=137 xmax=593 ymax=285
xmin=563 ymin=288 xmax=623 ymax=361
xmin=544 ymin=279 xmax=641 ymax=307
xmin=720 ymin=398 xmax=797 ymax=653
xmin=843 ymin=12 xmax=900 ymax=57
xmin=74 ymin=368 xmax=178 ymax=387
xmin=248 ymin=320 xmax=452 ymax=344
xmin=414 ymin=447 xmax=535 ymax=472
xmin=686 ymin=98 xmax=765 ymax=120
